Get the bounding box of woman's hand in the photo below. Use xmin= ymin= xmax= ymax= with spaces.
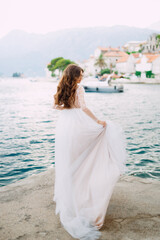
xmin=97 ymin=120 xmax=107 ymax=127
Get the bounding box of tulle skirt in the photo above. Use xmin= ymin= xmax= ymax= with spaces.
xmin=53 ymin=108 xmax=127 ymax=240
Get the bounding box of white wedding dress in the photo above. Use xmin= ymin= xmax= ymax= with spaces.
xmin=53 ymin=83 xmax=127 ymax=240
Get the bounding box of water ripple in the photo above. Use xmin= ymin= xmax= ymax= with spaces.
xmin=0 ymin=79 xmax=160 ymax=187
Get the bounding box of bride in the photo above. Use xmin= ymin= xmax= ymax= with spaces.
xmin=52 ymin=64 xmax=127 ymax=240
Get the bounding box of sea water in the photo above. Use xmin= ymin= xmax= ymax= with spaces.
xmin=0 ymin=77 xmax=159 ymax=187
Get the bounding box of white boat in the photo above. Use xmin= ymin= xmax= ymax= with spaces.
xmin=82 ymin=78 xmax=124 ymax=93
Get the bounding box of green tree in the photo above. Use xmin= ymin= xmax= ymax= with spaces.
xmin=145 ymin=70 xmax=155 ymax=78
xmin=156 ymin=34 xmax=160 ymax=40
xmin=12 ymin=72 xmax=21 ymax=77
xmin=47 ymin=57 xmax=63 ymax=75
xmin=100 ymin=68 xmax=111 ymax=75
xmin=126 ymin=51 xmax=139 ymax=55
xmin=51 ymin=57 xmax=63 ymax=66
xmin=54 ymin=59 xmax=75 ymax=72
xmin=47 ymin=57 xmax=75 ymax=76
xmin=94 ymin=54 xmax=107 ymax=71
xmin=135 ymin=71 xmax=141 ymax=77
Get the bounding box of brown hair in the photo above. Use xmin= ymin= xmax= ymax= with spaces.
xmin=53 ymin=64 xmax=84 ymax=109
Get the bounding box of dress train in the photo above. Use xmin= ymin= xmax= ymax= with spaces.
xmin=53 ymin=107 xmax=127 ymax=240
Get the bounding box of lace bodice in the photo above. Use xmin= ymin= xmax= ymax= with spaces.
xmin=73 ymin=84 xmax=87 ymax=109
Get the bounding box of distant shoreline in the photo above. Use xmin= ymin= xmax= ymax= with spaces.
xmin=113 ymin=78 xmax=160 ymax=84
xmin=1 ymin=77 xmax=160 ymax=84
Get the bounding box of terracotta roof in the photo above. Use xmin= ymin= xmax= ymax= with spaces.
xmin=104 ymin=51 xmax=128 ymax=57
xmin=116 ymin=55 xmax=129 ymax=63
xmin=136 ymin=54 xmax=160 ymax=64
xmin=98 ymin=47 xmax=120 ymax=52
xmin=147 ymin=55 xmax=160 ymax=62
xmin=136 ymin=59 xmax=141 ymax=64
xmin=143 ymin=52 xmax=155 ymax=55
xmin=100 ymin=73 xmax=120 ymax=80
xmin=98 ymin=47 xmax=109 ymax=51
xmin=132 ymin=53 xmax=140 ymax=58
xmin=109 ymin=47 xmax=120 ymax=51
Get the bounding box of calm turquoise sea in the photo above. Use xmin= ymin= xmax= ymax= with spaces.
xmin=0 ymin=78 xmax=160 ymax=187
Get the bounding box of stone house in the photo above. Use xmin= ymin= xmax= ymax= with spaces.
xmin=135 ymin=54 xmax=160 ymax=78
xmin=122 ymin=41 xmax=145 ymax=52
xmin=142 ymin=33 xmax=160 ymax=53
xmin=116 ymin=53 xmax=140 ymax=74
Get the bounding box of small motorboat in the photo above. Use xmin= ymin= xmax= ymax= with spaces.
xmin=82 ymin=80 xmax=124 ymax=93
xmin=83 ymin=84 xmax=123 ymax=93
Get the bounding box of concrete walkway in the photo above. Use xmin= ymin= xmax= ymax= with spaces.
xmin=0 ymin=167 xmax=160 ymax=240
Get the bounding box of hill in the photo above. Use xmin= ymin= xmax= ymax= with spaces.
xmin=0 ymin=25 xmax=156 ymax=76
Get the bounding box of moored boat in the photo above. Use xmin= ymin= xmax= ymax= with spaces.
xmin=82 ymin=81 xmax=124 ymax=93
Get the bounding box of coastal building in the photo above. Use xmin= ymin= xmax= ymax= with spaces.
xmin=122 ymin=41 xmax=145 ymax=53
xmin=94 ymin=46 xmax=128 ymax=71
xmin=80 ymin=42 xmax=160 ymax=78
xmin=116 ymin=53 xmax=140 ymax=74
xmin=78 ymin=55 xmax=98 ymax=76
xmin=135 ymin=54 xmax=160 ymax=78
xmin=94 ymin=46 xmax=120 ymax=58
xmin=152 ymin=55 xmax=160 ymax=78
xmin=103 ymin=51 xmax=128 ymax=70
xmin=142 ymin=33 xmax=160 ymax=53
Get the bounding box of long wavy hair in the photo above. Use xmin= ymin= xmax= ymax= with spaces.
xmin=53 ymin=64 xmax=84 ymax=109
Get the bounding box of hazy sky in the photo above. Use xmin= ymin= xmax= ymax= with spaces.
xmin=0 ymin=0 xmax=160 ymax=39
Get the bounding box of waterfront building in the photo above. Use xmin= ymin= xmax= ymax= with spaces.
xmin=116 ymin=53 xmax=140 ymax=74
xmin=135 ymin=54 xmax=160 ymax=78
xmin=122 ymin=41 xmax=145 ymax=52
xmin=142 ymin=33 xmax=160 ymax=53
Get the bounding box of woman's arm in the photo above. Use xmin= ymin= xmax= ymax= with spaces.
xmin=77 ymin=85 xmax=107 ymax=127
xmin=82 ymin=106 xmax=98 ymax=122
xmin=82 ymin=105 xmax=107 ymax=127
xmin=77 ymin=85 xmax=99 ymax=122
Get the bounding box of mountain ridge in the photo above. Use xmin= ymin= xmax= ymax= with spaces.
xmin=0 ymin=25 xmax=158 ymax=76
